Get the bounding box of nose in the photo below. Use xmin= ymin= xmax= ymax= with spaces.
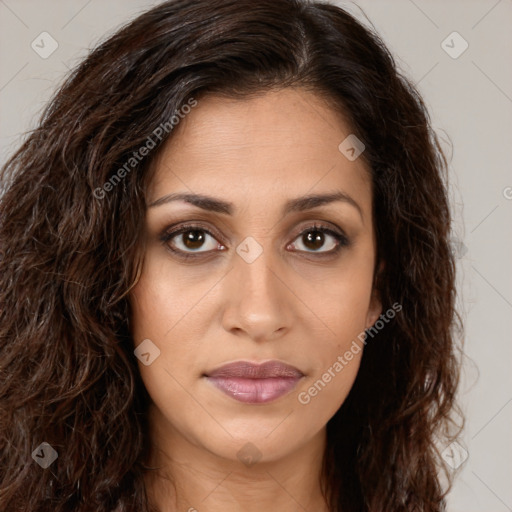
xmin=221 ymin=246 xmax=293 ymax=343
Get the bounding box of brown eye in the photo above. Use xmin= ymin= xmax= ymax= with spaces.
xmin=169 ymin=229 xmax=218 ymax=252
xmin=180 ymin=229 xmax=207 ymax=250
xmin=302 ymin=230 xmax=329 ymax=251
xmin=162 ymin=225 xmax=223 ymax=256
xmin=290 ymin=225 xmax=348 ymax=254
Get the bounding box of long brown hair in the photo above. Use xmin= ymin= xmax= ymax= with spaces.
xmin=0 ymin=0 xmax=463 ymax=510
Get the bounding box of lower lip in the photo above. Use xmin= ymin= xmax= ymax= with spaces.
xmin=205 ymin=376 xmax=302 ymax=404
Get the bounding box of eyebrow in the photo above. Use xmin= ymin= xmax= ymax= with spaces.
xmin=148 ymin=191 xmax=363 ymax=220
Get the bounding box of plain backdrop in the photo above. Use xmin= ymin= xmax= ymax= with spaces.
xmin=1 ymin=1 xmax=511 ymax=511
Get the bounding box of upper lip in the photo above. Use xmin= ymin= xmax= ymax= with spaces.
xmin=204 ymin=360 xmax=304 ymax=379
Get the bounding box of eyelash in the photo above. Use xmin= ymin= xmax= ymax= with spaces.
xmin=159 ymin=222 xmax=350 ymax=261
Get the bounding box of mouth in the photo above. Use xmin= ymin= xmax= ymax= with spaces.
xmin=203 ymin=360 xmax=305 ymax=404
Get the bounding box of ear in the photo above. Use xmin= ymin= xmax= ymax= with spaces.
xmin=366 ymin=260 xmax=384 ymax=329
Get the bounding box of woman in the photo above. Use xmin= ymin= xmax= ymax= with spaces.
xmin=0 ymin=0 xmax=463 ymax=510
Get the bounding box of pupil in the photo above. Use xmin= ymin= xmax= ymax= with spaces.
xmin=304 ymin=230 xmax=324 ymax=250
xmin=183 ymin=230 xmax=205 ymax=250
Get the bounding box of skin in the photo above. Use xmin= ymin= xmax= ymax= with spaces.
xmin=129 ymin=87 xmax=382 ymax=512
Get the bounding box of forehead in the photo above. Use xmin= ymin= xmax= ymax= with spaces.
xmin=148 ymin=88 xmax=372 ymax=217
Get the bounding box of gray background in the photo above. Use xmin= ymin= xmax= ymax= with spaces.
xmin=1 ymin=1 xmax=511 ymax=510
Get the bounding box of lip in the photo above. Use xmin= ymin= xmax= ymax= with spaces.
xmin=204 ymin=360 xmax=304 ymax=404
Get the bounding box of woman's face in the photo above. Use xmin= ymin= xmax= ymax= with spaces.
xmin=129 ymin=87 xmax=381 ymax=464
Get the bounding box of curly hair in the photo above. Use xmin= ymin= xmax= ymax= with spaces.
xmin=0 ymin=0 xmax=463 ymax=510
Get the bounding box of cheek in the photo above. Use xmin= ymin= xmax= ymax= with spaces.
xmin=303 ymin=266 xmax=375 ymax=348
xmin=130 ymin=274 xmax=203 ymax=433
xmin=293 ymin=262 xmax=373 ymax=423
xmin=292 ymin=350 xmax=363 ymax=443
xmin=129 ymin=258 xmax=217 ymax=404
xmin=130 ymin=278 xmax=200 ymax=379
xmin=129 ymin=257 xmax=206 ymax=344
xmin=292 ymin=238 xmax=375 ymax=319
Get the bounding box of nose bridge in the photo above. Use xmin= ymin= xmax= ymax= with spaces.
xmin=223 ymin=237 xmax=290 ymax=340
xmin=238 ymin=245 xmax=278 ymax=300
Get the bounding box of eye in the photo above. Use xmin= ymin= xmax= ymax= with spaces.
xmin=288 ymin=223 xmax=349 ymax=255
xmin=161 ymin=223 xmax=224 ymax=258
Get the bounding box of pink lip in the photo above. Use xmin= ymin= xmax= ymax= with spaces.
xmin=204 ymin=360 xmax=304 ymax=404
